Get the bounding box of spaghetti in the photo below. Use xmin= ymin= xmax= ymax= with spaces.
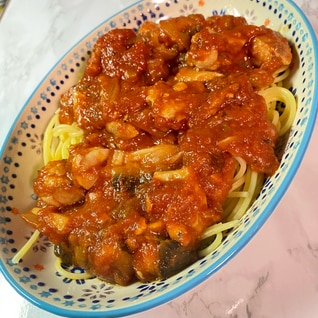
xmin=15 ymin=14 xmax=297 ymax=285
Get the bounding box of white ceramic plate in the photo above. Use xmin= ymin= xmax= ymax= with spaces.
xmin=0 ymin=0 xmax=317 ymax=317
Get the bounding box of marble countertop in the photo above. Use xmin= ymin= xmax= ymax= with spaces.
xmin=0 ymin=0 xmax=318 ymax=317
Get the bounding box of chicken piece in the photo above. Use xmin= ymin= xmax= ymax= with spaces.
xmin=159 ymin=14 xmax=205 ymax=50
xmin=85 ymin=28 xmax=143 ymax=79
xmin=33 ymin=160 xmax=85 ymax=207
xmin=127 ymin=144 xmax=183 ymax=171
xmin=88 ymin=236 xmax=135 ymax=286
xmin=138 ymin=21 xmax=177 ymax=58
xmin=186 ymin=26 xmax=247 ymax=71
xmin=146 ymin=81 xmax=208 ymax=131
xmin=205 ymin=15 xmax=248 ymax=32
xmin=69 ymin=146 xmax=110 ymax=190
xmin=186 ymin=29 xmax=219 ymax=70
xmin=250 ymin=28 xmax=292 ymax=74
xmin=37 ymin=207 xmax=71 ymax=242
xmin=71 ymin=76 xmax=107 ymax=131
xmin=143 ymin=167 xmax=213 ymax=245
xmin=19 ymin=205 xmax=72 ymax=244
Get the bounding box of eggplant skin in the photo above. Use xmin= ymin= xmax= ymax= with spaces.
xmin=55 ymin=239 xmax=198 ymax=284
xmin=54 ymin=242 xmax=73 ymax=265
xmin=159 ymin=240 xmax=198 ymax=279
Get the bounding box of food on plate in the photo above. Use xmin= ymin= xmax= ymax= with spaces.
xmin=14 ymin=14 xmax=296 ymax=285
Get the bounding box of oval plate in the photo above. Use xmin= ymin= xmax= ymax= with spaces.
xmin=0 ymin=0 xmax=317 ymax=317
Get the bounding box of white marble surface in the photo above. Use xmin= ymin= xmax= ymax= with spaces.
xmin=0 ymin=0 xmax=318 ymax=317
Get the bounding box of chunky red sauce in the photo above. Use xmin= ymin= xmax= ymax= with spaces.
xmin=23 ymin=15 xmax=292 ymax=285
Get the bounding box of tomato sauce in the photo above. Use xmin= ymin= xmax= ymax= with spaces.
xmin=24 ymin=15 xmax=292 ymax=285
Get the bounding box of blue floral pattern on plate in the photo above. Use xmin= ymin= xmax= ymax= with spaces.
xmin=0 ymin=0 xmax=317 ymax=317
